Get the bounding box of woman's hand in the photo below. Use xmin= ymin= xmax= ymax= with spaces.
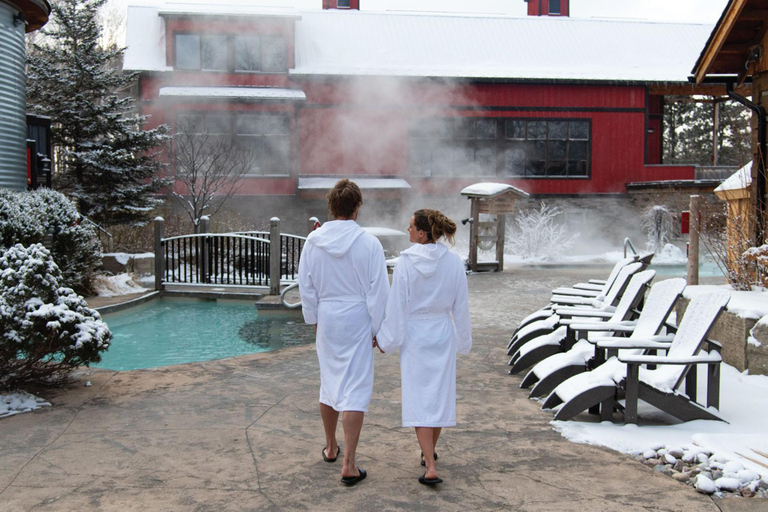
xmin=373 ymin=336 xmax=384 ymax=353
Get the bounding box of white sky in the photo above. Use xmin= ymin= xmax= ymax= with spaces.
xmin=112 ymin=0 xmax=729 ymax=24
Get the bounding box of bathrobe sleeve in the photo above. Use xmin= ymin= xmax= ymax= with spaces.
xmin=452 ymin=265 xmax=472 ymax=355
xmin=298 ymin=244 xmax=318 ymax=325
xmin=376 ymin=259 xmax=409 ymax=353
xmin=366 ymin=241 xmax=390 ymax=335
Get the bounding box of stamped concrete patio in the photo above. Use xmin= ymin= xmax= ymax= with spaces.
xmin=0 ymin=266 xmax=759 ymax=511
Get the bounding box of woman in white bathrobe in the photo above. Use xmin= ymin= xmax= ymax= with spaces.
xmin=376 ymin=209 xmax=472 ymax=486
xmin=298 ymin=179 xmax=389 ymax=486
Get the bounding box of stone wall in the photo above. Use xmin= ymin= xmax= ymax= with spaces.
xmin=677 ymin=297 xmax=768 ymax=376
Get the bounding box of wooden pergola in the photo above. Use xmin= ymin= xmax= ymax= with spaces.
xmin=692 ymin=0 xmax=768 ymax=246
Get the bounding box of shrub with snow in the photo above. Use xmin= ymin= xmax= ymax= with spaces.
xmin=0 ymin=244 xmax=111 ymax=390
xmin=0 ymin=189 xmax=101 ymax=292
xmin=506 ymin=203 xmax=578 ymax=260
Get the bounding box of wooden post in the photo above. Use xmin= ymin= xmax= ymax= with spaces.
xmin=269 ymin=217 xmax=281 ymax=295
xmin=687 ymin=195 xmax=701 ymax=286
xmin=469 ymin=199 xmax=479 ymax=272
xmin=495 ymin=213 xmax=506 ymax=272
xmin=200 ymin=216 xmax=209 ymax=284
xmin=712 ymin=99 xmax=721 ymax=166
xmin=154 ymin=217 xmax=164 ymax=291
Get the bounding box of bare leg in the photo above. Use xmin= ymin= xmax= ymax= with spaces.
xmin=416 ymin=427 xmax=438 ymax=480
xmin=320 ymin=403 xmax=339 ymax=460
xmin=341 ymin=411 xmax=365 ymax=478
xmin=433 ymin=427 xmax=442 ymax=452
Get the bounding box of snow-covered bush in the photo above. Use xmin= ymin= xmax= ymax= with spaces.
xmin=506 ymin=203 xmax=578 ymax=260
xmin=642 ymin=205 xmax=673 ymax=254
xmin=0 ymin=244 xmax=111 ymax=390
xmin=0 ymin=189 xmax=101 ymax=292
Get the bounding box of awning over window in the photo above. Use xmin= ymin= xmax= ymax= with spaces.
xmin=158 ymin=87 xmax=307 ymax=102
xmin=298 ymin=177 xmax=411 ymax=190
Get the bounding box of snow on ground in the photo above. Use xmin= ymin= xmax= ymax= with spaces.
xmin=0 ymin=391 xmax=50 ymax=419
xmin=683 ymin=285 xmax=768 ymax=321
xmin=91 ymin=273 xmax=149 ymax=297
xmin=551 ymin=365 xmax=768 ymax=480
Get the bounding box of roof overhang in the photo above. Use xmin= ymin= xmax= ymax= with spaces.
xmin=298 ymin=177 xmax=412 ymax=191
xmin=157 ymin=2 xmax=301 ymax=20
xmin=692 ymin=0 xmax=768 ymax=84
xmin=460 ymin=182 xmax=529 ymax=199
xmin=5 ymin=0 xmax=50 ymax=31
xmin=158 ymin=86 xmax=307 ymax=102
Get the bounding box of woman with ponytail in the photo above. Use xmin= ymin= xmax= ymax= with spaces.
xmin=376 ymin=209 xmax=472 ymax=486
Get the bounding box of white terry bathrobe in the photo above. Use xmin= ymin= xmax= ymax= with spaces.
xmin=298 ymin=220 xmax=389 ymax=412
xmin=377 ymin=243 xmax=472 ymax=427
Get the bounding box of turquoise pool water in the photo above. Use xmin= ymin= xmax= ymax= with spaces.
xmin=95 ymin=297 xmax=314 ymax=371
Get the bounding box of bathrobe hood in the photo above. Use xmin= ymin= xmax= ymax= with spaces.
xmin=306 ymin=220 xmax=365 ymax=258
xmin=401 ymin=243 xmax=449 ymax=277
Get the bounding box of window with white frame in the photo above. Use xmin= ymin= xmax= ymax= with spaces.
xmin=175 ymin=33 xmax=287 ymax=73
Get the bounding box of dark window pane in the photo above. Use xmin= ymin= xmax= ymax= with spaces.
xmin=502 ymin=146 xmax=526 ymax=176
xmin=201 ymin=35 xmax=228 ymax=71
xmin=528 ymin=121 xmax=546 ymax=140
xmin=527 ymin=160 xmax=545 ymax=176
xmin=476 ymin=146 xmax=496 ymax=175
xmin=528 ymin=140 xmax=546 ymax=159
xmin=547 ymin=161 xmax=567 ymax=176
xmin=569 ymin=140 xmax=589 ymax=160
xmin=548 ymin=140 xmax=567 ymax=160
xmin=549 ymin=0 xmax=561 ymax=14
xmin=176 ymin=113 xmax=204 ymax=134
xmin=236 ymin=115 xmax=264 ymax=135
xmin=454 ymin=118 xmax=475 ymax=139
xmin=569 ymin=121 xmax=589 ymax=140
xmin=548 ymin=121 xmax=568 ymax=140
xmin=264 ymin=114 xmax=290 ymax=135
xmin=176 ymin=34 xmax=200 ymax=69
xmin=505 ymin=120 xmax=526 ymax=139
xmin=337 ymin=0 xmax=351 ymax=6
xmin=235 ymin=35 xmax=261 ymax=71
xmin=262 ymin=36 xmax=287 ymax=72
xmin=568 ymin=160 xmax=589 ymax=176
xmin=264 ymin=138 xmax=291 ymax=174
xmin=476 ymin=119 xmax=497 ymax=140
xmin=205 ymin=113 xmax=230 ymax=134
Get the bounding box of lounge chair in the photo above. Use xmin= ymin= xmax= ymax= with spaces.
xmin=522 ymin=277 xmax=686 ymax=398
xmin=508 ymin=269 xmax=656 ymax=373
xmin=542 ymin=289 xmax=730 ymax=424
xmin=510 ymin=257 xmax=640 ymax=335
xmin=507 ymin=261 xmax=644 ymax=357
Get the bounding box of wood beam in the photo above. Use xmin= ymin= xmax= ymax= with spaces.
xmin=695 ymin=0 xmax=750 ymax=84
xmin=739 ymin=8 xmax=768 ymax=21
xmin=647 ymin=83 xmax=751 ymax=97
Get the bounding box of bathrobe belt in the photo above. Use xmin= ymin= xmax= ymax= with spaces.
xmin=319 ymin=295 xmax=366 ymax=304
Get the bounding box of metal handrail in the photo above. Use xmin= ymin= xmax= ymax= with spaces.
xmin=162 ymin=233 xmax=271 ymax=244
xmin=81 ymin=216 xmax=112 ymax=239
xmin=624 ymin=237 xmax=638 ymax=258
xmin=280 ymin=282 xmax=302 ymax=309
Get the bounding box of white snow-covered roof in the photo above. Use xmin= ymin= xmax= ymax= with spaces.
xmin=714 ymin=162 xmax=752 ymax=193
xmin=460 ymin=182 xmax=529 ymax=198
xmin=157 ymin=2 xmax=300 ymax=19
xmin=125 ymin=5 xmax=713 ymax=82
xmin=298 ymin=177 xmax=411 ymax=190
xmin=158 ymin=86 xmax=307 ymax=101
xmin=362 ymin=227 xmax=408 ymax=238
xmin=293 ymin=11 xmax=713 ymax=82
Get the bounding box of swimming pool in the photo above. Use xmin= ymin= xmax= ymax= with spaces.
xmin=96 ymin=297 xmax=314 ymax=371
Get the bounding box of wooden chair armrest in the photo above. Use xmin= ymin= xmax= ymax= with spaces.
xmin=618 ymin=353 xmax=722 ymax=365
xmin=567 ymin=321 xmax=636 ymax=332
xmin=551 ymin=288 xmax=600 ymax=297
xmin=573 ymin=283 xmax=603 ymax=291
xmin=589 ymin=279 xmax=607 ymax=285
xmin=596 ymin=336 xmax=673 ymax=350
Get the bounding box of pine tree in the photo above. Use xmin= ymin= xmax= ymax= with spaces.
xmin=26 ymin=0 xmax=169 ymax=227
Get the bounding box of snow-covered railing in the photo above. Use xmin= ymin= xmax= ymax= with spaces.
xmin=153 ymin=217 xmax=306 ymax=294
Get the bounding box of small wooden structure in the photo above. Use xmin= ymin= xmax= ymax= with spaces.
xmin=461 ymin=183 xmax=529 ymax=272
xmin=714 ymin=163 xmax=754 ymax=272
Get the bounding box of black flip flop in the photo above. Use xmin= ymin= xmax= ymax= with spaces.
xmin=341 ymin=468 xmax=367 ymax=486
xmin=323 ymin=446 xmax=340 ymax=463
xmin=420 ymin=452 xmax=438 ymax=466
xmin=419 ymin=473 xmax=443 ymax=486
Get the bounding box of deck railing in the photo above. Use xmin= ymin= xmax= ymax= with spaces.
xmin=154 ymin=217 xmax=306 ymax=293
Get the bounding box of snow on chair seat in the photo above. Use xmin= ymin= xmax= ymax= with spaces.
xmin=506 ymin=262 xmax=643 ymax=356
xmin=543 ymin=289 xmax=730 ymax=424
xmin=508 ymin=268 xmax=653 ymax=373
xmin=524 ymin=278 xmax=686 ymax=398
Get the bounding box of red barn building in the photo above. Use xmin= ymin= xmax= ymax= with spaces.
xmin=124 ymin=0 xmax=718 ymax=230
